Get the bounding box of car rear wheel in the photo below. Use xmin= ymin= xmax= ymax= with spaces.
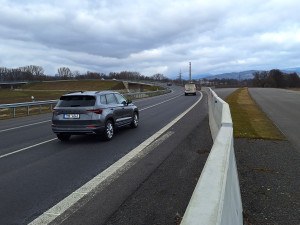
xmin=104 ymin=120 xmax=114 ymax=141
xmin=130 ymin=112 xmax=139 ymax=128
xmin=57 ymin=133 xmax=71 ymax=141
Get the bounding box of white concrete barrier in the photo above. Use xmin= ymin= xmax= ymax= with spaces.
xmin=181 ymin=87 xmax=243 ymax=225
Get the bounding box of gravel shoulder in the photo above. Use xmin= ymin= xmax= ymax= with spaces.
xmin=235 ymin=138 xmax=300 ymax=225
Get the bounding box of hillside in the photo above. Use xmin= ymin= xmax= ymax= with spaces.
xmin=204 ymin=70 xmax=257 ymax=80
xmin=202 ymin=67 xmax=300 ymax=80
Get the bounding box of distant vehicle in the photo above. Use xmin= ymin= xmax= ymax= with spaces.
xmin=167 ymin=82 xmax=172 ymax=86
xmin=52 ymin=91 xmax=139 ymax=141
xmin=184 ymin=83 xmax=197 ymax=96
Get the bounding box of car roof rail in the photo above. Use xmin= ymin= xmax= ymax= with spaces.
xmin=67 ymin=90 xmax=86 ymax=94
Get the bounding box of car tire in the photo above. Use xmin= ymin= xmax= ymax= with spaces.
xmin=104 ymin=120 xmax=114 ymax=141
xmin=130 ymin=112 xmax=139 ymax=128
xmin=57 ymin=133 xmax=71 ymax=141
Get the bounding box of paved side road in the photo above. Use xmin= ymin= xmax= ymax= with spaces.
xmin=249 ymin=88 xmax=300 ymax=151
xmin=214 ymin=88 xmax=300 ymax=225
xmin=235 ymin=138 xmax=300 ymax=225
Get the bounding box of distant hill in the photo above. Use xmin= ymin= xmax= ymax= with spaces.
xmin=200 ymin=67 xmax=300 ymax=80
xmin=203 ymin=70 xmax=258 ymax=80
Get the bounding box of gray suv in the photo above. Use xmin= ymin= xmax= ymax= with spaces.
xmin=52 ymin=91 xmax=139 ymax=141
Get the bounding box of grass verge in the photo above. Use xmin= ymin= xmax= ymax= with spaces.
xmin=225 ymin=88 xmax=285 ymax=140
xmin=0 ymin=80 xmax=165 ymax=119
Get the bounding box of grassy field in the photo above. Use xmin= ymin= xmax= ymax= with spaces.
xmin=0 ymin=80 xmax=163 ymax=119
xmin=0 ymin=80 xmax=162 ymax=104
xmin=22 ymin=80 xmax=125 ymax=91
xmin=288 ymin=88 xmax=300 ymax=91
xmin=225 ymin=88 xmax=285 ymax=140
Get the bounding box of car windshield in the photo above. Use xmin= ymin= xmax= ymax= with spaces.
xmin=57 ymin=95 xmax=96 ymax=107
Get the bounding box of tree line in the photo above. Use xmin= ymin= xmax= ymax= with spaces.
xmin=0 ymin=65 xmax=171 ymax=82
xmin=1 ymin=65 xmax=299 ymax=88
xmin=253 ymin=69 xmax=300 ymax=88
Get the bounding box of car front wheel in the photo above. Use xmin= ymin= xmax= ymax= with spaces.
xmin=130 ymin=112 xmax=139 ymax=128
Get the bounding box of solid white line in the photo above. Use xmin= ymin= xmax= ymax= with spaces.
xmin=29 ymin=92 xmax=203 ymax=225
xmin=0 ymin=120 xmax=51 ymax=133
xmin=140 ymin=94 xmax=182 ymax=111
xmin=0 ymin=138 xmax=57 ymax=159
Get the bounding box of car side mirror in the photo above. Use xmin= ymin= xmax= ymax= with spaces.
xmin=126 ymin=99 xmax=132 ymax=105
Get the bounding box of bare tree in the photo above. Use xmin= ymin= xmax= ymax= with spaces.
xmin=57 ymin=67 xmax=73 ymax=79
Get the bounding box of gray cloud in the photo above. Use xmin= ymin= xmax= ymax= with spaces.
xmin=1 ymin=0 xmax=300 ymax=78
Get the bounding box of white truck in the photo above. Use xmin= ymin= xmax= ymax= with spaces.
xmin=184 ymin=83 xmax=197 ymax=96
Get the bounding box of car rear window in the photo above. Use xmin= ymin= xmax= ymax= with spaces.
xmin=57 ymin=95 xmax=96 ymax=107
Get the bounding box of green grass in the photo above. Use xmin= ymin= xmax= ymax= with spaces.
xmin=225 ymin=88 xmax=285 ymax=140
xmin=0 ymin=80 xmax=165 ymax=119
xmin=0 ymin=89 xmax=67 ymax=104
xmin=0 ymin=80 xmax=164 ymax=104
xmin=22 ymin=80 xmax=125 ymax=91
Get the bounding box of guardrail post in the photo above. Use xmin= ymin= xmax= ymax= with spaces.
xmin=50 ymin=104 xmax=53 ymax=112
xmin=39 ymin=105 xmax=42 ymax=113
xmin=13 ymin=108 xmax=16 ymax=118
xmin=27 ymin=106 xmax=30 ymax=116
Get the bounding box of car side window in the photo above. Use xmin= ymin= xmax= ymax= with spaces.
xmin=106 ymin=94 xmax=118 ymax=104
xmin=114 ymin=94 xmax=127 ymax=104
xmin=100 ymin=95 xmax=107 ymax=104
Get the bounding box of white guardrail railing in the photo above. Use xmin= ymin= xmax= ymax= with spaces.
xmin=181 ymin=87 xmax=243 ymax=225
xmin=0 ymin=90 xmax=170 ymax=118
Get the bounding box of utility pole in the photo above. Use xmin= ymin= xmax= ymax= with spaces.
xmin=189 ymin=62 xmax=191 ymax=83
xmin=179 ymin=69 xmax=182 ymax=84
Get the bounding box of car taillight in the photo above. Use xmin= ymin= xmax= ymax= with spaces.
xmin=184 ymin=88 xmax=186 ymax=91
xmin=194 ymin=88 xmax=196 ymax=91
xmin=87 ymin=109 xmax=103 ymax=114
xmin=52 ymin=109 xmax=58 ymax=113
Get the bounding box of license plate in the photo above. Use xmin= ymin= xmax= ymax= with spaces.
xmin=64 ymin=114 xmax=80 ymax=119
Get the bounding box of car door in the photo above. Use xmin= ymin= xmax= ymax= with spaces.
xmin=105 ymin=93 xmax=123 ymax=126
xmin=114 ymin=93 xmax=133 ymax=125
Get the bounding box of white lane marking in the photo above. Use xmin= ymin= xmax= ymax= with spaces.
xmin=140 ymin=94 xmax=182 ymax=111
xmin=0 ymin=138 xmax=57 ymax=159
xmin=29 ymin=92 xmax=203 ymax=225
xmin=0 ymin=120 xmax=51 ymax=133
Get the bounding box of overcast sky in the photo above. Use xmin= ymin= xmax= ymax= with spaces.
xmin=1 ymin=0 xmax=300 ymax=78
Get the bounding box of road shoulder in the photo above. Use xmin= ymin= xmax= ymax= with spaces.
xmin=235 ymin=138 xmax=300 ymax=224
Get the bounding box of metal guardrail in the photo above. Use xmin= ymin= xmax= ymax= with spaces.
xmin=0 ymin=100 xmax=59 ymax=118
xmin=0 ymin=90 xmax=170 ymax=118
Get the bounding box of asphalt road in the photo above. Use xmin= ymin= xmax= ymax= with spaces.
xmin=212 ymin=87 xmax=238 ymax=99
xmin=0 ymin=85 xmax=205 ymax=225
xmin=249 ymin=88 xmax=300 ymax=151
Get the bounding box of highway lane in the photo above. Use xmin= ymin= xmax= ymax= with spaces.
xmin=249 ymin=88 xmax=300 ymax=151
xmin=0 ymin=85 xmax=202 ymax=225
